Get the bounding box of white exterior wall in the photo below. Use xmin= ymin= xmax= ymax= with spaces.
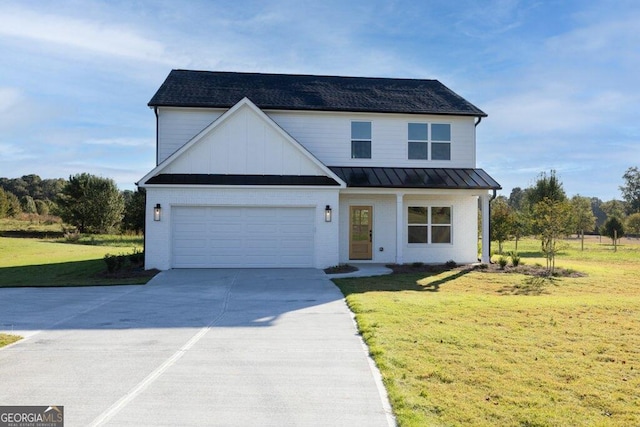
xmin=338 ymin=194 xmax=398 ymax=264
xmin=401 ymin=193 xmax=479 ymax=264
xmin=339 ymin=191 xmax=480 ymax=265
xmin=145 ymin=187 xmax=339 ymax=270
xmin=156 ymin=107 xmax=477 ymax=168
xmin=157 ymin=107 xmax=223 ymax=163
xmin=269 ymin=111 xmax=477 ymax=168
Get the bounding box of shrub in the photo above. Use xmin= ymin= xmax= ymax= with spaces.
xmin=104 ymin=254 xmax=119 ymax=273
xmin=445 ymin=260 xmax=457 ymax=268
xmin=64 ymin=229 xmax=81 ymax=243
xmin=510 ymin=251 xmax=521 ymax=267
xmin=411 ymin=262 xmax=424 ymax=268
xmin=498 ymin=256 xmax=508 ymax=269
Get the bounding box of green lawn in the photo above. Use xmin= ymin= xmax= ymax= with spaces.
xmin=0 ymin=334 xmax=21 ymax=348
xmin=334 ymin=238 xmax=640 ymax=426
xmin=0 ymin=236 xmax=153 ymax=287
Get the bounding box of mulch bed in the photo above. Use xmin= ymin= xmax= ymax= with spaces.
xmin=95 ymin=267 xmax=161 ymax=280
xmin=387 ymin=262 xmax=586 ymax=278
xmin=324 ymin=264 xmax=359 ymax=274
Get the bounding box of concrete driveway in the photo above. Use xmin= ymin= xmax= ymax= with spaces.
xmin=0 ymin=269 xmax=394 ymax=426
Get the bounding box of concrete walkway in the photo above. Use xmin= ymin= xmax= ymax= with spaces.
xmin=0 ymin=269 xmax=394 ymax=426
xmin=326 ymin=263 xmax=393 ymax=279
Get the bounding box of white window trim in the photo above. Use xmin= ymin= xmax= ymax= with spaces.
xmin=406 ymin=122 xmax=452 ymax=161
xmin=407 ymin=205 xmax=453 ymax=245
xmin=351 ymin=120 xmax=372 ymax=159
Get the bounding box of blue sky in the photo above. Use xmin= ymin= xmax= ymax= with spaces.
xmin=0 ymin=0 xmax=638 ymax=200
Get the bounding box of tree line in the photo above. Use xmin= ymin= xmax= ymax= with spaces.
xmin=0 ymin=173 xmax=144 ymax=234
xmin=491 ymin=167 xmax=640 ymax=272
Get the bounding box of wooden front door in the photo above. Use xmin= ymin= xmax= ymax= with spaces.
xmin=349 ymin=206 xmax=373 ymax=260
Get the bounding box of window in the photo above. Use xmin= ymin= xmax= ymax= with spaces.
xmin=351 ymin=121 xmax=371 ymax=159
xmin=407 ymin=123 xmax=451 ymax=161
xmin=408 ymin=206 xmax=452 ymax=244
xmin=431 ymin=123 xmax=451 ymax=160
xmin=408 ymin=123 xmax=428 ymax=160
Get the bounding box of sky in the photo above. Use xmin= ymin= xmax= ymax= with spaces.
xmin=0 ymin=0 xmax=638 ymax=200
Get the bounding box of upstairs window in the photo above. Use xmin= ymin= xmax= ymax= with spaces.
xmin=408 ymin=206 xmax=452 ymax=244
xmin=431 ymin=123 xmax=451 ymax=160
xmin=407 ymin=123 xmax=451 ymax=161
xmin=408 ymin=123 xmax=428 ymax=160
xmin=351 ymin=121 xmax=371 ymax=159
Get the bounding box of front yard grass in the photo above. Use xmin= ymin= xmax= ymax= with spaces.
xmin=334 ymin=238 xmax=640 ymax=426
xmin=0 ymin=334 xmax=21 ymax=348
xmin=0 ymin=236 xmax=154 ymax=287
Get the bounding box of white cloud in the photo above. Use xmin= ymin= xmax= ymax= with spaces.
xmin=83 ymin=137 xmax=153 ymax=147
xmin=0 ymin=143 xmax=33 ymax=161
xmin=0 ymin=5 xmax=175 ymax=64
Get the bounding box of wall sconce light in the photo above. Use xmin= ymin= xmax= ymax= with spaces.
xmin=153 ymin=203 xmax=162 ymax=221
xmin=324 ymin=205 xmax=332 ymax=222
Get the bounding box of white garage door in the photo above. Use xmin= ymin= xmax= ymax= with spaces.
xmin=172 ymin=206 xmax=315 ymax=268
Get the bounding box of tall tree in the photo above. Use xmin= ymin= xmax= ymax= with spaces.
xmin=620 ymin=166 xmax=640 ymax=214
xmin=526 ymin=170 xmax=567 ymax=207
xmin=601 ymin=199 xmax=626 ymax=221
xmin=57 ymin=173 xmax=125 ymax=233
xmin=121 ymin=188 xmax=146 ymax=234
xmin=626 ymin=213 xmax=640 ymax=235
xmin=590 ymin=198 xmax=607 ymax=231
xmin=570 ymin=195 xmax=596 ymax=251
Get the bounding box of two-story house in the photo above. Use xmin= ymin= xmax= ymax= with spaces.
xmin=138 ymin=70 xmax=500 ymax=270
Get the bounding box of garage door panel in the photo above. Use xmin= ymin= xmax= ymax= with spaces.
xmin=172 ymin=206 xmax=315 ymax=268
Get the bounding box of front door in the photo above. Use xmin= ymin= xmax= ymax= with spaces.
xmin=349 ymin=206 xmax=373 ymax=260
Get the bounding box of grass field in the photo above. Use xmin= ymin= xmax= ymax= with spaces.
xmin=334 ymin=237 xmax=640 ymax=426
xmin=0 ymin=218 xmax=151 ymax=286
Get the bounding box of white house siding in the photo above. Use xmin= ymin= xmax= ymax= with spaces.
xmin=156 ymin=108 xmax=478 ymax=169
xmin=144 ymin=187 xmax=339 ymax=270
xmin=339 ymin=191 xmax=480 ymax=265
xmin=268 ymin=111 xmax=477 ymax=168
xmin=402 ymin=193 xmax=479 ymax=265
xmin=338 ymin=194 xmax=398 ymax=264
xmin=162 ymin=104 xmax=327 ymax=176
xmin=157 ymin=107 xmax=222 ymax=163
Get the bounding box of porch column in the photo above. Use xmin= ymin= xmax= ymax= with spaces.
xmin=396 ymin=193 xmax=404 ymax=265
xmin=481 ymin=193 xmax=491 ymax=263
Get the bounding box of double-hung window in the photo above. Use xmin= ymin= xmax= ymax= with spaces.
xmin=407 ymin=206 xmax=452 ymax=244
xmin=408 ymin=123 xmax=428 ymax=160
xmin=407 ymin=123 xmax=451 ymax=160
xmin=351 ymin=121 xmax=371 ymax=159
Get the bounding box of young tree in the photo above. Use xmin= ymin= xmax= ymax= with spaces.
xmin=21 ymin=195 xmax=37 ymax=214
xmin=620 ymin=166 xmax=640 ymax=214
xmin=490 ymin=197 xmax=513 ymax=254
xmin=57 ymin=173 xmax=125 ymax=233
xmin=511 ymin=209 xmax=531 ymax=252
xmin=602 ymin=216 xmax=625 ymax=247
xmin=570 ymin=195 xmax=596 ymax=251
xmin=534 ymin=198 xmax=571 ymax=274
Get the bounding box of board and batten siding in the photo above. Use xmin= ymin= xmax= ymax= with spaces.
xmin=156 ymin=107 xmax=478 ymax=168
xmin=157 ymin=107 xmax=223 ymax=163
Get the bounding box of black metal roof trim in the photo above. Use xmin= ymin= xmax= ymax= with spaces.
xmin=149 ymin=70 xmax=487 ymax=117
xmin=328 ymin=167 xmax=501 ymax=190
xmin=145 ymin=174 xmax=340 ymax=186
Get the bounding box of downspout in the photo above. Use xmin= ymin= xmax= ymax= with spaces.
xmin=154 ymin=106 xmax=159 ymax=166
xmin=488 ymin=188 xmax=497 ymax=263
xmin=474 ymin=116 xmax=482 ymax=127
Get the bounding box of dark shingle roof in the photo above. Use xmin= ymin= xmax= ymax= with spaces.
xmin=148 ymin=70 xmax=487 ymax=117
xmin=329 ymin=167 xmax=501 ymax=190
